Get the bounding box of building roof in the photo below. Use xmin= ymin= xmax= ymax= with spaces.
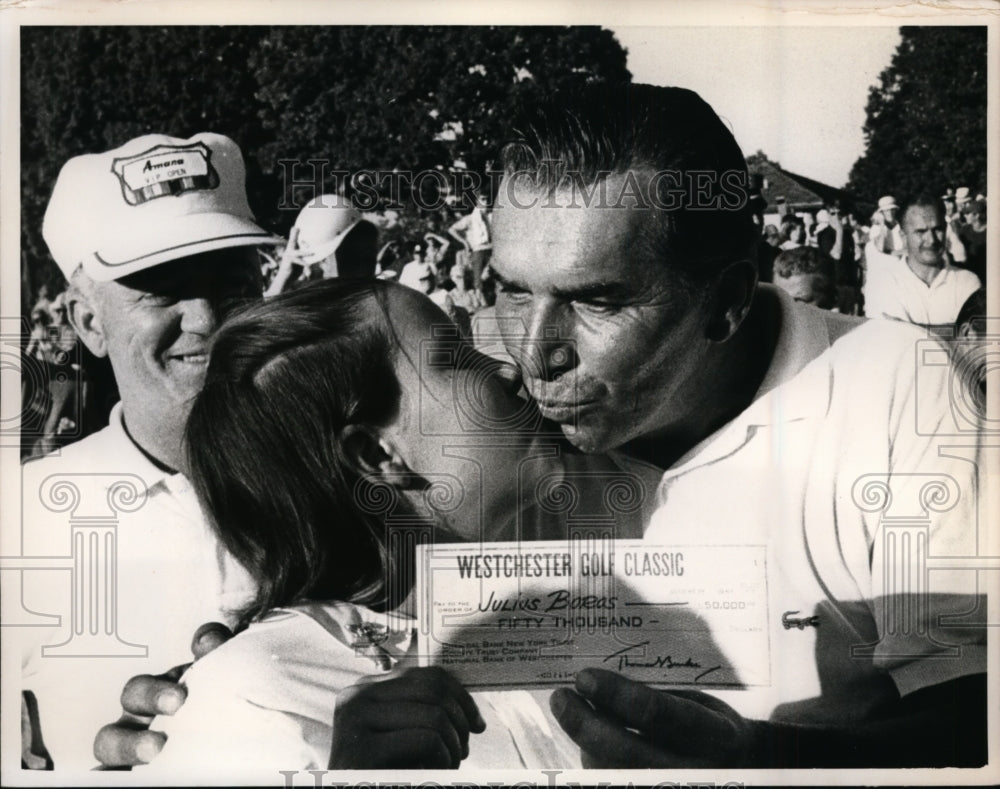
xmin=749 ymin=158 xmax=850 ymax=213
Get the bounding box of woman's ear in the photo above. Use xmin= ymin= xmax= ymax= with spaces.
xmin=339 ymin=425 xmax=414 ymax=488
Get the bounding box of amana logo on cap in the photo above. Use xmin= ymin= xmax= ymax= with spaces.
xmin=111 ymin=142 xmax=219 ymax=206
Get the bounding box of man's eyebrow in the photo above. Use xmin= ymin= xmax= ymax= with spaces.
xmin=493 ymin=265 xmax=635 ymax=301
xmin=550 ymin=281 xmax=634 ymax=302
xmin=491 ymin=268 xmax=523 ymax=290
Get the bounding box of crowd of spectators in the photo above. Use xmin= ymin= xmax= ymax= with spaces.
xmin=759 ymin=186 xmax=986 ymax=323
xmin=21 ymin=286 xmax=84 ymax=458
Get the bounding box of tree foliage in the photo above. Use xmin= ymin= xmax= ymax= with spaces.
xmin=20 ymin=26 xmax=629 ymax=304
xmin=847 ymin=26 xmax=987 ymax=209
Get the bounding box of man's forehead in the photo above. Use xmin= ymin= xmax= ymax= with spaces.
xmin=491 ymin=208 xmax=673 ymax=303
xmin=903 ymin=204 xmax=944 ymax=228
xmin=494 ymin=177 xmax=652 ymax=252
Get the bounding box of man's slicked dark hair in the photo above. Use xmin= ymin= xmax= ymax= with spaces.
xmin=500 ymin=82 xmax=757 ymax=287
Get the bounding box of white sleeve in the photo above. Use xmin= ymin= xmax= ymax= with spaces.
xmin=140 ymin=662 xmax=327 ymax=775
xmin=871 ymin=332 xmax=986 ymax=696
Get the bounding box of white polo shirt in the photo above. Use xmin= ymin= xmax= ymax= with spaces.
xmin=644 ymin=287 xmax=985 ymax=723
xmin=17 ymin=403 xmax=255 ymax=770
xmin=863 ymin=253 xmax=981 ymax=328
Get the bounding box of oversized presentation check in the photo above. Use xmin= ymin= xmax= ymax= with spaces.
xmin=416 ymin=539 xmax=770 ymax=690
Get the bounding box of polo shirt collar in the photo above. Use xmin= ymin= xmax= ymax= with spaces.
xmin=107 ymin=402 xmax=177 ymax=491
xmin=717 ymin=283 xmax=837 ymax=432
xmin=663 ymin=286 xmax=837 ymax=476
xmin=902 ymin=255 xmax=955 ymax=289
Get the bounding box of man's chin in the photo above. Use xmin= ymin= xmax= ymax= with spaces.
xmin=161 ymin=375 xmax=208 ymax=407
xmin=558 ymin=421 xmax=614 ymax=455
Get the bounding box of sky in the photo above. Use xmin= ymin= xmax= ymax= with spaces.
xmin=610 ymin=26 xmax=902 ymax=188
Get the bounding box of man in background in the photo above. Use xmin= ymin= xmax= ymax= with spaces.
xmin=18 ymin=132 xmax=278 ymax=770
xmin=864 ymin=195 xmax=981 ymax=330
xmin=956 ymin=197 xmax=987 ymax=284
xmin=449 ymin=191 xmax=493 ymax=287
xmin=771 ymin=246 xmax=838 ymax=310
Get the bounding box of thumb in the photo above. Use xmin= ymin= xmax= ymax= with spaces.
xmin=190 ymin=622 xmax=233 ymax=661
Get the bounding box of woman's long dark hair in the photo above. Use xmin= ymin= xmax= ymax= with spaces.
xmin=185 ymin=278 xmax=403 ymax=625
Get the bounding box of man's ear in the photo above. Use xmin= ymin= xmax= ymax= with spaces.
xmin=339 ymin=425 xmax=414 ymax=488
xmin=705 ymin=260 xmax=757 ymax=343
xmin=66 ymin=286 xmax=108 ymax=358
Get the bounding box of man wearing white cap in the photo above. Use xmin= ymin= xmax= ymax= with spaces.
xmin=18 ymin=133 xmax=280 ymax=770
xmin=264 ymin=194 xmax=378 ymax=296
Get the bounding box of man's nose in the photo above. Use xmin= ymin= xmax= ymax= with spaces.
xmin=178 ymin=297 xmax=218 ymax=335
xmin=517 ymin=301 xmax=577 ymax=383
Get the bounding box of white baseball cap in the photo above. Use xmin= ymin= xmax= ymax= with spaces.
xmin=955 ymin=186 xmax=972 ymax=205
xmin=289 ymin=195 xmax=363 ymax=266
xmin=43 ymin=132 xmax=280 ymax=281
xmin=877 ymin=195 xmax=897 ymax=211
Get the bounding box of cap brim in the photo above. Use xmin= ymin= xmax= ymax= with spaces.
xmin=81 ymin=212 xmax=282 ymax=282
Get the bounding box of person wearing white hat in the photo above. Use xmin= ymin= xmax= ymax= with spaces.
xmin=264 ymin=195 xmax=378 ymax=297
xmin=20 ymin=132 xmax=281 ymax=770
xmin=866 ymin=195 xmax=905 ymax=258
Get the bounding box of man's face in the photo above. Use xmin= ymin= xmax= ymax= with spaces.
xmin=881 ymin=207 xmax=898 ymax=225
xmin=902 ymin=204 xmax=947 ymax=268
xmin=491 ymin=175 xmax=713 ymax=454
xmin=92 ymin=248 xmax=261 ymax=410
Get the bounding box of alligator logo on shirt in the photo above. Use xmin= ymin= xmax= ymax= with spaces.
xmin=782 ymin=610 xmax=820 ymax=630
xmin=348 ymin=621 xmax=390 ymax=647
xmin=348 ymin=621 xmax=394 ymax=670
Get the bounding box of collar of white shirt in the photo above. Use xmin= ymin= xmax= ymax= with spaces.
xmin=105 ymin=401 xmax=183 ymax=494
xmin=664 ymin=285 xmax=862 ymax=476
